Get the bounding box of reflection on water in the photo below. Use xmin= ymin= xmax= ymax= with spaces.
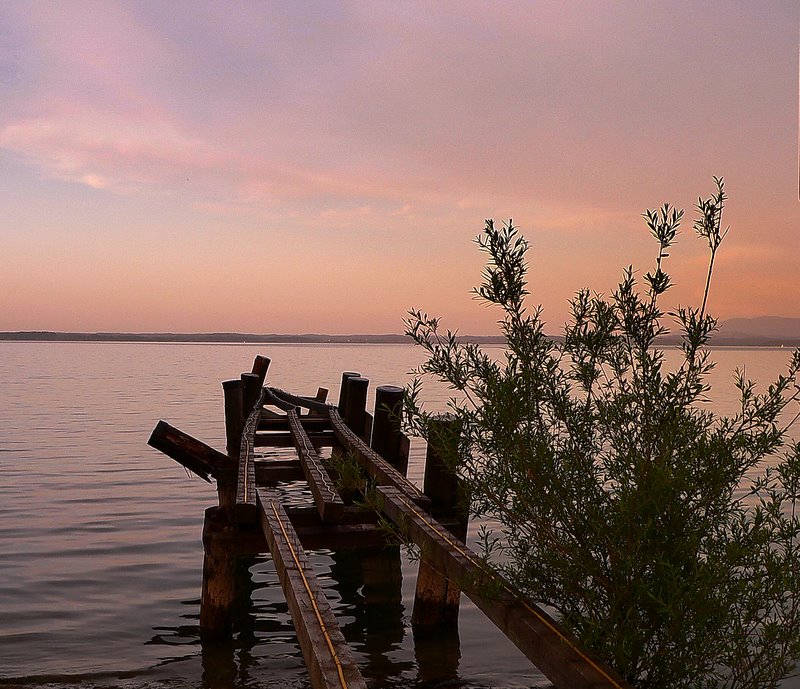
xmin=1 ymin=342 xmax=797 ymax=688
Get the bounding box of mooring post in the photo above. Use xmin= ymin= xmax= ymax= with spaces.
xmin=370 ymin=385 xmax=407 ymax=475
xmin=241 ymin=372 xmax=262 ymax=418
xmin=412 ymin=414 xmax=468 ymax=627
xmin=251 ymin=355 xmax=271 ymax=387
xmin=343 ymin=376 xmax=369 ymax=440
xmin=220 ymin=379 xmax=244 ymax=509
xmin=223 ymin=379 xmax=244 ymax=459
xmin=337 ymin=371 xmax=361 ymax=410
xmin=200 ymin=507 xmax=238 ymax=640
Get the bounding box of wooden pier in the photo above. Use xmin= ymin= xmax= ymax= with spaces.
xmin=148 ymin=355 xmax=633 ymax=689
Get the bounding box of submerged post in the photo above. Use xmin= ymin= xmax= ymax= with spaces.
xmin=200 ymin=507 xmax=238 ymax=639
xmin=412 ymin=414 xmax=468 ymax=627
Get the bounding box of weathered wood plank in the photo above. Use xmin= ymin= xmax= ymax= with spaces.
xmin=377 ymin=487 xmax=634 ymax=689
xmin=235 ymin=388 xmax=266 ymax=524
xmin=328 ymin=408 xmax=430 ymax=509
xmin=287 ymin=409 xmax=345 ymax=523
xmin=255 ymin=457 xmax=305 ymax=483
xmin=258 ymin=489 xmax=367 ymax=689
xmin=259 ymin=416 xmax=332 ymax=432
xmin=255 ymin=431 xmax=336 ymax=448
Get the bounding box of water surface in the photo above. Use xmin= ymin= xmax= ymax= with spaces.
xmin=1 ymin=343 xmax=797 ymax=688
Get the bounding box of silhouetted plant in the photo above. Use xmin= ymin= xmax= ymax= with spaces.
xmin=405 ymin=178 xmax=800 ymax=689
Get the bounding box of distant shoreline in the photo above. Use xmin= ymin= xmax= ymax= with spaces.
xmin=2 ymin=331 xmax=800 ymax=347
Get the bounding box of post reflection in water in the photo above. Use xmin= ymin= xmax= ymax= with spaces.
xmin=328 ymin=546 xmax=414 ymax=685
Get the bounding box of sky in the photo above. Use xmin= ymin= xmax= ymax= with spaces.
xmin=1 ymin=1 xmax=798 ymax=335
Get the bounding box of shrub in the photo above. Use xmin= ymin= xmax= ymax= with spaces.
xmin=405 ymin=178 xmax=800 ymax=689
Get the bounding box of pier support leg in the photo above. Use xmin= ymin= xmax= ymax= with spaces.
xmin=370 ymin=385 xmax=407 ymax=475
xmin=343 ymin=376 xmax=370 ymax=441
xmin=412 ymin=415 xmax=468 ymax=627
xmin=200 ymin=507 xmax=238 ymax=640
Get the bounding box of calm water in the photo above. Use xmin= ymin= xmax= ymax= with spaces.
xmin=0 ymin=342 xmax=798 ymax=689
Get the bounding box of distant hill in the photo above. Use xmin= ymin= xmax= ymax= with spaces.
xmin=0 ymin=331 xmax=506 ymax=344
xmin=2 ymin=318 xmax=799 ymax=346
xmin=717 ymin=317 xmax=800 ymax=344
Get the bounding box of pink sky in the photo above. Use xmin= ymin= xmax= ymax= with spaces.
xmin=1 ymin=1 xmax=798 ymax=335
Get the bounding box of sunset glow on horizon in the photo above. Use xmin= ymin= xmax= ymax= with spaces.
xmin=1 ymin=1 xmax=798 ymax=335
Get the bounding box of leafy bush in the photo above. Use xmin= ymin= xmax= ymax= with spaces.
xmin=405 ymin=179 xmax=800 ymax=689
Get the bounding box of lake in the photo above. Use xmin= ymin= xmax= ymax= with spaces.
xmin=1 ymin=342 xmax=798 ymax=688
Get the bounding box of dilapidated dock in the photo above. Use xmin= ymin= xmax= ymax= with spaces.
xmin=148 ymin=355 xmax=632 ymax=689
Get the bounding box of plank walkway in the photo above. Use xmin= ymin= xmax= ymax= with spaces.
xmin=258 ymin=488 xmax=367 ymax=689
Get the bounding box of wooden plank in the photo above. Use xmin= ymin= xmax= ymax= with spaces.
xmin=255 ymin=431 xmax=336 ymax=448
xmin=235 ymin=388 xmax=266 ymax=524
xmin=376 ymin=487 xmax=635 ymax=689
xmin=148 ymin=420 xmax=229 ymax=482
xmin=195 ymin=505 xmax=465 ymax=556
xmin=259 ymin=416 xmax=332 ymax=432
xmin=287 ymin=409 xmax=345 ymax=523
xmin=328 ymin=409 xmax=429 ymax=509
xmin=257 ymin=489 xmax=368 ymax=689
xmin=255 ymin=458 xmax=305 ymax=483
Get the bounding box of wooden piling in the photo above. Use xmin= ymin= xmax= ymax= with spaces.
xmin=412 ymin=414 xmax=467 ymax=626
xmin=336 ymin=371 xmax=361 ymax=410
xmin=241 ymin=372 xmax=262 ymax=417
xmin=200 ymin=507 xmax=238 ymax=639
xmin=370 ymin=385 xmax=407 ymax=474
xmin=342 ymin=376 xmax=369 ymax=440
xmin=223 ymin=379 xmax=244 ymax=460
xmin=421 ymin=415 xmax=468 ymax=537
xmin=251 ymin=355 xmax=271 ymax=386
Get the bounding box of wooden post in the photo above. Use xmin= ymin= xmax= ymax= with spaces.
xmin=223 ymin=379 xmax=244 ymax=460
xmin=251 ymin=355 xmax=271 ymax=387
xmin=336 ymin=371 xmax=361 ymax=410
xmin=241 ymin=372 xmax=262 ymax=417
xmin=221 ymin=379 xmax=244 ymax=510
xmin=200 ymin=507 xmax=238 ymax=640
xmin=343 ymin=376 xmax=369 ymax=440
xmin=370 ymin=385 xmax=406 ymax=475
xmin=412 ymin=414 xmax=467 ymax=627
xmin=421 ymin=415 xmax=468 ymax=538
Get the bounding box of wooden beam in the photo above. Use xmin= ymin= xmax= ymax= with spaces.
xmin=268 ymin=386 xmax=332 ymax=413
xmin=259 ymin=416 xmax=332 ymax=432
xmin=255 ymin=431 xmax=336 ymax=448
xmin=287 ymin=409 xmax=345 ymax=523
xmin=262 ymin=386 xmax=298 ymax=412
xmin=235 ymin=388 xmax=266 ymax=524
xmin=376 ymin=487 xmax=634 ymax=689
xmin=255 ymin=458 xmax=305 ymax=483
xmin=258 ymin=489 xmax=368 ymax=689
xmin=328 ymin=408 xmax=430 ymax=509
xmin=148 ymin=420 xmax=228 ymax=482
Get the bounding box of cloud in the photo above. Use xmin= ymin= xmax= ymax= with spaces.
xmin=0 ymin=111 xmax=229 ymax=194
